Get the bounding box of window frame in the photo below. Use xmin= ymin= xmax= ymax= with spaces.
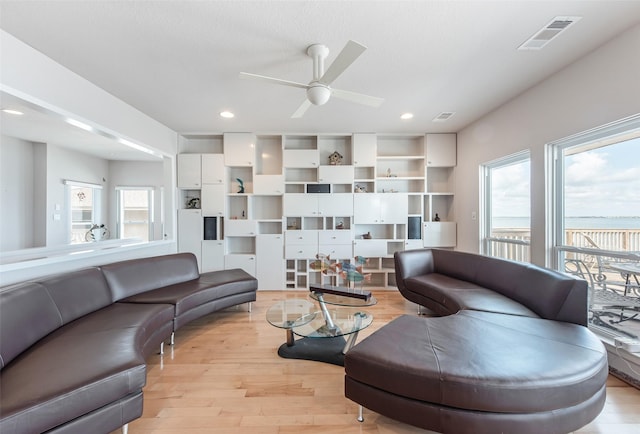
xmin=549 ymin=114 xmax=640 ymax=272
xmin=64 ymin=180 xmax=102 ymax=244
xmin=480 ymin=150 xmax=531 ymax=262
xmin=115 ymin=186 xmax=155 ymax=242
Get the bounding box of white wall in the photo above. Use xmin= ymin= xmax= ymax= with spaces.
xmin=0 ymin=30 xmax=177 ymax=156
xmin=46 ymin=145 xmax=110 ymax=246
xmin=456 ymin=24 xmax=640 ymax=266
xmin=108 ymin=160 xmax=165 ymax=241
xmin=0 ymin=135 xmax=35 ymax=250
xmin=0 ymin=30 xmax=179 ymax=282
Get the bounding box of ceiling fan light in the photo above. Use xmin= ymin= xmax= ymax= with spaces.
xmin=306 ymin=84 xmax=331 ymax=106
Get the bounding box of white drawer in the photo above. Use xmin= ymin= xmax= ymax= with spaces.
xmin=225 ymin=219 xmax=257 ymax=236
xmin=285 ymin=244 xmax=317 ymax=259
xmin=318 ymin=243 xmax=352 ymax=259
xmin=318 ymin=230 xmax=352 ymax=244
xmin=285 ymin=230 xmax=317 ymax=245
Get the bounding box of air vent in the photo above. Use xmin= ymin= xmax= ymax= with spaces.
xmin=518 ymin=16 xmax=581 ymax=50
xmin=433 ymin=112 xmax=455 ymax=122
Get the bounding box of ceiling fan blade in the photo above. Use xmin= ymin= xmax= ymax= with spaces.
xmin=239 ymin=72 xmax=309 ymax=89
xmin=332 ymin=88 xmax=384 ymax=107
xmin=291 ymin=99 xmax=312 ymax=118
xmin=319 ymin=40 xmax=367 ymax=85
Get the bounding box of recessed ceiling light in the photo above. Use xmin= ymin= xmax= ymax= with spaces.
xmin=66 ymin=118 xmax=93 ymax=131
xmin=2 ymin=108 xmax=24 ymax=115
xmin=220 ymin=111 xmax=235 ymax=119
xmin=400 ymin=113 xmax=414 ymax=120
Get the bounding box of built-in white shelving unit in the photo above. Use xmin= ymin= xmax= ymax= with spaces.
xmin=176 ymin=132 xmax=456 ymax=290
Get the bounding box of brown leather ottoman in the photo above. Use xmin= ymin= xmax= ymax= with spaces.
xmin=344 ymin=311 xmax=608 ymax=434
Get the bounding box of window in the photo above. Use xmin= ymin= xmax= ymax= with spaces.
xmin=66 ymin=181 xmax=102 ymax=244
xmin=551 ymin=114 xmax=640 ymax=339
xmin=116 ymin=187 xmax=154 ymax=242
xmin=481 ymin=151 xmax=531 ymax=262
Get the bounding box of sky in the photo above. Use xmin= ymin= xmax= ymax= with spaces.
xmin=491 ymin=136 xmax=640 ymax=222
xmin=564 ymin=137 xmax=640 ymax=218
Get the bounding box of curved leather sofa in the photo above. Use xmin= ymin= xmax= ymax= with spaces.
xmin=0 ymin=252 xmax=257 ymax=434
xmin=344 ymin=248 xmax=608 ymax=434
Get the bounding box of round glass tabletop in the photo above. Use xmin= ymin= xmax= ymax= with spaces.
xmin=292 ymin=309 xmax=373 ymax=339
xmin=266 ymin=299 xmax=316 ymax=329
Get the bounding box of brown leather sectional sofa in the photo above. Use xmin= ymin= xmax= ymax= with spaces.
xmin=0 ymin=252 xmax=257 ymax=434
xmin=345 ymin=248 xmax=609 ymax=434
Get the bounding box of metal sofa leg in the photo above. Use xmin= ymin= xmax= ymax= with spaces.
xmin=122 ymin=423 xmax=128 ymax=434
xmin=357 ymin=405 xmax=364 ymax=422
xmin=159 ymin=341 xmax=164 ymax=355
xmin=248 ymin=302 xmax=252 ymax=313
xmin=170 ymin=331 xmax=175 ymax=345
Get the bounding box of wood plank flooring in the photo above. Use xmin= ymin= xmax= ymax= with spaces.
xmin=116 ymin=290 xmax=640 ymax=434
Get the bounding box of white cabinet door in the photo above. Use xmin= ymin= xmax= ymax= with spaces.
xmin=201 ymin=184 xmax=225 ymax=217
xmin=353 ymin=193 xmax=382 ymax=224
xmin=256 ymin=234 xmax=284 ymax=289
xmin=354 ymin=193 xmax=407 ymax=223
xmin=283 ymin=193 xmax=319 ymax=216
xmin=225 ymin=254 xmax=256 ymax=276
xmin=225 ymin=219 xmax=257 ymax=236
xmin=201 ymin=154 xmax=225 ymax=184
xmin=177 ymin=154 xmax=201 ymax=188
xmin=201 ymin=240 xmax=225 ymax=272
xmin=224 ymin=133 xmax=255 ymax=166
xmin=426 ymin=133 xmax=456 ymax=167
xmin=353 ymin=240 xmax=387 ymax=257
xmin=404 ymin=240 xmax=423 ymax=251
xmin=380 ymin=193 xmax=408 ymax=223
xmin=423 ymin=222 xmax=457 ymax=247
xmin=318 ymin=193 xmax=353 ymax=216
xmin=353 ymin=133 xmax=377 ymax=167
xmin=253 ymin=174 xmax=284 ymax=195
xmin=178 ymin=209 xmax=202 ymax=268
xmin=283 ymin=149 xmax=319 ymax=168
xmin=318 ymin=165 xmax=354 ymax=184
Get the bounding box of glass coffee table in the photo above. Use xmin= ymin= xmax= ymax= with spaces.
xmin=266 ymin=287 xmax=377 ymax=366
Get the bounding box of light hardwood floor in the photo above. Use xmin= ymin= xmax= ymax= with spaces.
xmin=116 ymin=290 xmax=640 ymax=434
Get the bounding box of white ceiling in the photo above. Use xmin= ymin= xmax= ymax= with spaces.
xmin=1 ymin=0 xmax=640 ymax=145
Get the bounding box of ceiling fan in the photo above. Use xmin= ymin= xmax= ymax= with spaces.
xmin=239 ymin=40 xmax=384 ymax=118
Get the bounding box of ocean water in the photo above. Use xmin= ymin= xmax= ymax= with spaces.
xmin=493 ymin=217 xmax=640 ymax=229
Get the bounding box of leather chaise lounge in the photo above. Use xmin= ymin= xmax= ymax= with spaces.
xmin=0 ymin=252 xmax=257 ymax=434
xmin=344 ymin=248 xmax=609 ymax=434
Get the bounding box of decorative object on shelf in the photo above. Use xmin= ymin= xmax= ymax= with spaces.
xmin=382 ymin=188 xmax=398 ymax=193
xmin=309 ymin=253 xmax=335 ymax=275
xmin=85 ymin=224 xmax=110 ymax=242
xmin=386 ymin=168 xmax=397 ymax=178
xmin=354 ymin=184 xmax=367 ymax=193
xmin=328 ymin=150 xmax=343 ymax=165
xmin=337 ymin=256 xmax=372 ymax=289
xmin=186 ymin=196 xmax=200 ymax=209
xmin=335 ymin=220 xmax=344 ymax=229
xmin=434 ymin=213 xmax=441 ymax=221
xmin=362 ymin=232 xmax=372 ymax=239
xmin=236 ymin=178 xmax=245 ymax=193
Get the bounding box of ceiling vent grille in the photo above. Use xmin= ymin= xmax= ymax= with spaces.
xmin=433 ymin=112 xmax=455 ymax=122
xmin=518 ymin=16 xmax=581 ymax=50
